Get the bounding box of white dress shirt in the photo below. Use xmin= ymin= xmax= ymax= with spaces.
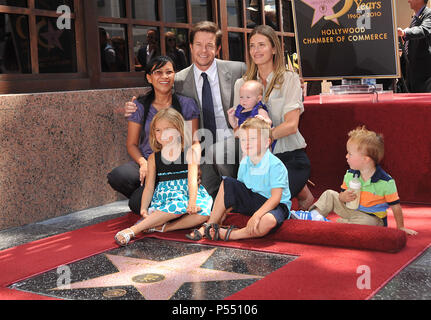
xmin=193 ymin=60 xmax=232 ymax=140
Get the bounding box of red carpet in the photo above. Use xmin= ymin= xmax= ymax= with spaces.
xmin=216 ymin=213 xmax=407 ymax=253
xmin=1 ymin=204 xmax=430 ymax=300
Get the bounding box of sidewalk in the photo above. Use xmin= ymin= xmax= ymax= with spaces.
xmin=0 ymin=200 xmax=430 ymax=300
xmin=0 ymin=200 xmax=129 ymax=251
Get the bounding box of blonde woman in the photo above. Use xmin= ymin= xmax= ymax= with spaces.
xmin=232 ymin=25 xmax=314 ymax=209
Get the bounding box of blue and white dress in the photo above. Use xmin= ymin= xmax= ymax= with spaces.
xmin=149 ymin=151 xmax=213 ymax=216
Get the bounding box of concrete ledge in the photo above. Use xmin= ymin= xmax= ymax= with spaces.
xmin=0 ymin=200 xmax=129 ymax=250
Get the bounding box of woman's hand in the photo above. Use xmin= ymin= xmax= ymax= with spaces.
xmin=124 ymin=96 xmax=138 ymax=118
xmin=271 ymin=109 xmax=300 ymax=140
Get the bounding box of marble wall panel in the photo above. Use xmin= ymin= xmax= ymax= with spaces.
xmin=0 ymin=87 xmax=147 ymax=230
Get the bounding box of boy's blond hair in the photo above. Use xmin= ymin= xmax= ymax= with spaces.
xmin=239 ymin=117 xmax=273 ymax=142
xmin=149 ymin=108 xmax=185 ymax=152
xmin=348 ymin=125 xmax=384 ymax=164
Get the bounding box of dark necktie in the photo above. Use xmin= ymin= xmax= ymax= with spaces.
xmin=201 ymin=72 xmax=217 ymax=142
xmin=405 ymin=16 xmax=418 ymax=56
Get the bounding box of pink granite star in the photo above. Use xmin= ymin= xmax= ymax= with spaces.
xmin=301 ymin=0 xmax=341 ymax=26
xmin=52 ymin=249 xmax=262 ymax=300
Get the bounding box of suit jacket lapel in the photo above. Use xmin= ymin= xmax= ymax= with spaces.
xmin=175 ymin=65 xmax=204 ymax=128
xmin=216 ymin=59 xmax=233 ymax=124
xmin=178 ymin=66 xmax=199 ymax=104
xmin=187 ymin=67 xmax=205 ymax=128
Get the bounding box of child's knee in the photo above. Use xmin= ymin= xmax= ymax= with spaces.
xmin=254 ymin=214 xmax=277 ymax=237
xmin=323 ymin=189 xmax=339 ymax=197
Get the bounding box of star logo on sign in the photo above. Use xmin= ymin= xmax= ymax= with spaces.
xmin=52 ymin=249 xmax=262 ymax=300
xmin=39 ymin=20 xmax=64 ymax=51
xmin=301 ymin=0 xmax=341 ymax=26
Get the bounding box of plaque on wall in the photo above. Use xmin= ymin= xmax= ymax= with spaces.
xmin=291 ymin=0 xmax=401 ymax=80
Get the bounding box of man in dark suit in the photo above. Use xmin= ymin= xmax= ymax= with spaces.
xmin=174 ymin=21 xmax=247 ymax=198
xmin=397 ymin=0 xmax=431 ymax=93
xmin=137 ymin=29 xmax=160 ymax=72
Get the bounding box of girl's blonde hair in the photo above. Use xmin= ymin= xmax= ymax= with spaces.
xmin=348 ymin=125 xmax=384 ymax=164
xmin=244 ymin=25 xmax=290 ymax=102
xmin=149 ymin=108 xmax=185 ymax=152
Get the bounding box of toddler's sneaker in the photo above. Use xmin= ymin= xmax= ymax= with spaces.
xmin=290 ymin=210 xmax=330 ymax=222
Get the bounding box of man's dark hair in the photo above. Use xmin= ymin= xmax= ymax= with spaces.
xmin=189 ymin=21 xmax=222 ymax=48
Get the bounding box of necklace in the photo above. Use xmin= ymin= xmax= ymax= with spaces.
xmin=153 ymin=95 xmax=172 ymax=110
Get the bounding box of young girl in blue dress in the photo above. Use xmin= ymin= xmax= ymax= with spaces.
xmin=115 ymin=108 xmax=213 ymax=246
xmin=227 ymin=80 xmax=272 ymax=131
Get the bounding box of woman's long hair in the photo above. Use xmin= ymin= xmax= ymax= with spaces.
xmin=244 ymin=25 xmax=289 ymax=102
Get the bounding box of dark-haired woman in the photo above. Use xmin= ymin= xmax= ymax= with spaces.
xmin=107 ymin=56 xmax=200 ymax=214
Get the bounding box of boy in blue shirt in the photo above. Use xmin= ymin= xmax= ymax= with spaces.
xmin=187 ymin=117 xmax=291 ymax=241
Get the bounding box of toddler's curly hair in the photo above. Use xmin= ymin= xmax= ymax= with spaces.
xmin=348 ymin=125 xmax=384 ymax=164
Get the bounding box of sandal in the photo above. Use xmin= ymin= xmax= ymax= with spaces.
xmin=185 ymin=222 xmax=209 ymax=241
xmin=204 ymin=223 xmax=220 ymax=241
xmin=146 ymin=223 xmax=167 ymax=233
xmin=114 ymin=228 xmax=135 ymax=246
xmin=220 ymin=225 xmax=237 ymax=241
xmin=185 ymin=228 xmax=203 ymax=241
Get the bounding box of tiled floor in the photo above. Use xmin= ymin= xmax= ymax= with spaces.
xmin=1 ymin=200 xmax=430 ymax=300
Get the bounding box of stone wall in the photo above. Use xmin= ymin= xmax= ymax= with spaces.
xmin=0 ymin=87 xmax=145 ymax=230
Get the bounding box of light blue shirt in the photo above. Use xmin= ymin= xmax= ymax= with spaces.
xmin=237 ymin=149 xmax=291 ymax=210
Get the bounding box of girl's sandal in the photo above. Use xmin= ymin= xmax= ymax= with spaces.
xmin=114 ymin=228 xmax=135 ymax=246
xmin=146 ymin=223 xmax=167 ymax=233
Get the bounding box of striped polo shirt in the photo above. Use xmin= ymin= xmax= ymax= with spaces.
xmin=341 ymin=166 xmax=400 ymax=219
